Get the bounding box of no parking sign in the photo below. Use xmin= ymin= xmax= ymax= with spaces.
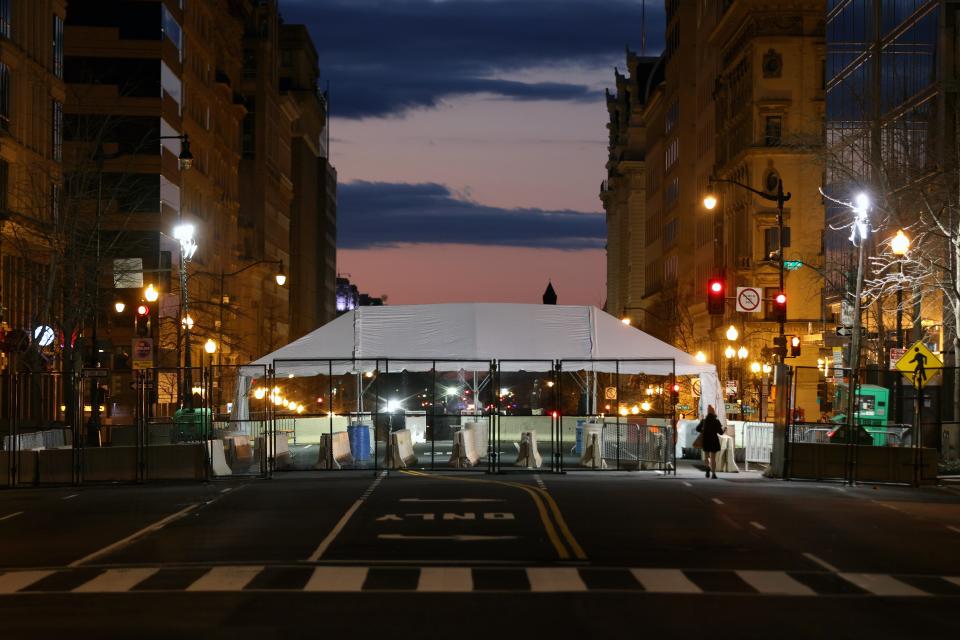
xmin=735 ymin=287 xmax=762 ymax=313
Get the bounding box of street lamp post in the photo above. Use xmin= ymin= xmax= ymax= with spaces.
xmin=703 ymin=177 xmax=791 ymax=359
xmin=891 ymin=229 xmax=910 ymax=424
xmin=705 ymin=176 xmax=791 ymax=476
xmin=174 ymin=223 xmax=198 ymax=410
xmin=845 ymin=194 xmax=871 ymax=460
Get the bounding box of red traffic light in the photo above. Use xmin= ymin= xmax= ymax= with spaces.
xmin=707 ymin=278 xmax=725 ymax=315
xmin=136 ymin=305 xmax=149 ymax=316
xmin=790 ymin=336 xmax=800 ymax=347
xmin=672 ymin=383 xmax=680 ymax=393
xmin=775 ymin=293 xmax=787 ymax=305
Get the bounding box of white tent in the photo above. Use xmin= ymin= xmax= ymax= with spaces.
xmin=246 ymin=303 xmax=724 ymax=420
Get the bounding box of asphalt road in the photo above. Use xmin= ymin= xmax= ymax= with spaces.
xmin=1 ymin=466 xmax=959 ymax=638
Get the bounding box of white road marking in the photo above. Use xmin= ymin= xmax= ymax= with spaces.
xmin=417 ymin=567 xmax=473 ymax=592
xmin=736 ymin=571 xmax=815 ymax=596
xmin=631 ymin=568 xmax=702 ymax=593
xmin=945 ymin=576 xmax=960 ymax=588
xmin=534 ymin=475 xmax=547 ymax=491
xmin=220 ymin=487 xmax=232 ymax=494
xmin=946 ymin=525 xmax=960 ymax=534
xmin=378 ymin=534 xmax=519 ymax=542
xmin=802 ymin=552 xmax=840 ymax=573
xmin=874 ymin=501 xmax=902 ymax=512
xmin=307 ymin=471 xmax=386 ymax=562
xmin=839 ymin=573 xmax=928 ymax=597
xmin=749 ymin=521 xmax=767 ymax=531
xmin=712 ymin=498 xmax=724 ymax=505
xmin=0 ymin=570 xmax=54 ymax=594
xmin=187 ymin=566 xmax=263 ymax=592
xmin=398 ymin=498 xmax=504 ymax=503
xmin=0 ymin=511 xmax=23 ymax=522
xmin=304 ymin=567 xmax=368 ymax=592
xmin=73 ymin=568 xmax=158 ymax=593
xmin=682 ymin=482 xmax=693 ymax=488
xmin=68 ymin=503 xmax=200 ymax=567
xmin=527 ymin=568 xmax=587 ymax=592
xmin=62 ymin=494 xmax=79 ymax=501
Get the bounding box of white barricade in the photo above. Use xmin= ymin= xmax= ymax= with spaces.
xmin=315 ymin=432 xmax=355 ymax=469
xmin=210 ymin=440 xmax=232 ymax=476
xmin=743 ymin=422 xmax=774 ymax=470
xmin=514 ymin=430 xmax=542 ymax=469
xmin=449 ymin=428 xmax=479 ymax=468
xmin=384 ymin=429 xmax=418 ymax=469
xmin=462 ymin=421 xmax=488 ymax=461
xmin=580 ymin=431 xmax=607 ymax=469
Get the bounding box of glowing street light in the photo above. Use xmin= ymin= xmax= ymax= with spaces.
xmin=891 ymin=229 xmax=910 ymax=256
xmin=275 ymin=261 xmax=287 ymax=286
xmin=750 ymin=361 xmax=762 ymax=374
xmin=737 ymin=346 xmax=749 ymax=360
xmin=703 ymin=193 xmax=718 ymax=210
xmin=204 ymin=338 xmax=217 ymax=354
xmin=694 ymin=351 xmax=707 ymax=363
xmin=114 ymin=301 xmax=126 ymax=313
xmin=144 ymin=283 xmax=159 ymax=302
xmin=181 ymin=314 xmax=194 ymax=329
xmin=725 ymin=325 xmax=739 ymax=341
xmin=621 ymin=317 xmax=632 ymax=325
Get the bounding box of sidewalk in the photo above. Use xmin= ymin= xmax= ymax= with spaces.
xmin=672 ymin=458 xmax=767 ymax=481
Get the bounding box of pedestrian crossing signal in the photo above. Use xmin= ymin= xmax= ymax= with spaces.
xmin=790 ymin=336 xmax=801 ymax=357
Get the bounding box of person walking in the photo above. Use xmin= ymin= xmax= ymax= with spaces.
xmin=696 ymin=404 xmax=724 ymax=479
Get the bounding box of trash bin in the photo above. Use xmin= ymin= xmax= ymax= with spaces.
xmin=173 ymin=408 xmax=212 ymax=442
xmin=575 ymin=419 xmax=586 ymax=455
xmin=348 ymin=423 xmax=371 ymax=461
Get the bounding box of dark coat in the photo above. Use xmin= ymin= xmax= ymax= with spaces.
xmin=696 ymin=414 xmax=724 ymax=453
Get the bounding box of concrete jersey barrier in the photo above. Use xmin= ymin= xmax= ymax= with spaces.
xmin=384 ymin=429 xmax=418 ymax=469
xmin=315 ymin=432 xmax=355 ymax=469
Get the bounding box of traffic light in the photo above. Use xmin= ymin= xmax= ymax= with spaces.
xmin=772 ymin=291 xmax=787 ymax=322
xmin=707 ymin=278 xmax=725 ymax=315
xmin=135 ymin=304 xmax=150 ymax=337
xmin=790 ymin=336 xmax=801 ymax=358
xmin=670 ymin=383 xmax=680 ymax=405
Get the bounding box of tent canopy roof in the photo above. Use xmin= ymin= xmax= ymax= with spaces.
xmin=251 ymin=303 xmax=714 ymax=377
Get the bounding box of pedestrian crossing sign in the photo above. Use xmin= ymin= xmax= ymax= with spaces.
xmin=895 ymin=341 xmax=942 ymax=389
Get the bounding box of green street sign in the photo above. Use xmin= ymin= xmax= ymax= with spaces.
xmin=783 ymin=260 xmax=803 ymax=271
xmin=677 ymin=404 xmax=691 ymax=411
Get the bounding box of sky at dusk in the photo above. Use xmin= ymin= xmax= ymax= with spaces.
xmin=281 ymin=0 xmax=665 ymax=306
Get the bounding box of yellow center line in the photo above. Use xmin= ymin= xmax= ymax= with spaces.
xmin=399 ymin=470 xmax=584 ymax=561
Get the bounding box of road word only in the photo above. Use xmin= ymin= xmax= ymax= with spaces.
xmin=376 ymin=512 xmax=515 ymax=521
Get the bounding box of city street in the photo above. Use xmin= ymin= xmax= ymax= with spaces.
xmin=1 ymin=467 xmax=958 ymax=638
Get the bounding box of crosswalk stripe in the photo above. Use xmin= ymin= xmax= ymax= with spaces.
xmin=839 ymin=573 xmax=928 ymax=597
xmin=303 ymin=567 xmax=368 ymax=592
xmin=417 ymin=568 xmax=472 ymax=592
xmin=527 ymin=568 xmax=587 ymax=592
xmin=736 ymin=571 xmax=815 ymax=596
xmin=630 ymin=568 xmax=702 ymax=593
xmin=0 ymin=570 xmax=54 ymax=594
xmin=73 ymin=568 xmax=158 ymax=593
xmin=186 ymin=566 xmax=263 ymax=592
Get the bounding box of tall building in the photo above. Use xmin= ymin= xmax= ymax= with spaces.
xmin=604 ymin=1 xmax=826 ymax=410
xmin=236 ymin=0 xmax=293 ymax=356
xmin=280 ymin=23 xmax=336 ymax=339
xmin=601 ymin=52 xmax=660 ymax=323
xmin=825 ymin=1 xmax=955 ymax=358
xmin=0 ymin=0 xmax=66 ymax=373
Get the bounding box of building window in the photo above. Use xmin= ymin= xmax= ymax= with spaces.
xmin=52 ymin=100 xmax=63 ymax=161
xmin=665 ymin=176 xmax=680 ymax=209
xmin=0 ymin=62 xmax=9 ymax=130
xmin=161 ymin=5 xmax=182 ymax=57
xmin=664 ymin=138 xmax=679 ymax=171
xmin=0 ymin=159 xmax=8 ymax=212
xmin=764 ymin=287 xmax=780 ymax=320
xmin=764 ymin=116 xmax=782 ymax=146
xmin=665 ymin=100 xmax=679 ymax=134
xmin=50 ymin=183 xmax=61 ymax=220
xmin=53 ymin=15 xmax=64 ymax=79
xmin=764 ymin=226 xmax=791 ymax=260
xmin=0 ymin=0 xmax=10 ymax=39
